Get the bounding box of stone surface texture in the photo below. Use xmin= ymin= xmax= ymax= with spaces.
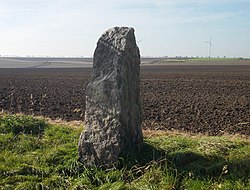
xmin=78 ymin=27 xmax=143 ymax=167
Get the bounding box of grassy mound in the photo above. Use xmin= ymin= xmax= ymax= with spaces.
xmin=0 ymin=114 xmax=249 ymax=189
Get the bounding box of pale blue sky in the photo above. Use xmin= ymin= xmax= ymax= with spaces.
xmin=0 ymin=0 xmax=249 ymax=57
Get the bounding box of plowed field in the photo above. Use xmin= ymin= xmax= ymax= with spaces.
xmin=0 ymin=63 xmax=249 ymax=136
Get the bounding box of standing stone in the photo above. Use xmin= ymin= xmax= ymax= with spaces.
xmin=78 ymin=27 xmax=143 ymax=167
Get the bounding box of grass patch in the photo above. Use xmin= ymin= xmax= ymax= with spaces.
xmin=0 ymin=114 xmax=249 ymax=189
xmin=189 ymin=57 xmax=243 ymax=61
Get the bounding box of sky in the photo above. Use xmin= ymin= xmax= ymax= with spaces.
xmin=0 ymin=0 xmax=250 ymax=58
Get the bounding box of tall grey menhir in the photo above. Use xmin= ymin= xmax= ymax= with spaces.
xmin=78 ymin=27 xmax=143 ymax=167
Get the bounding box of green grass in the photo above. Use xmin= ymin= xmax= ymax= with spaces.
xmin=0 ymin=114 xmax=250 ymax=189
xmin=189 ymin=57 xmax=244 ymax=61
xmin=145 ymin=57 xmax=246 ymax=65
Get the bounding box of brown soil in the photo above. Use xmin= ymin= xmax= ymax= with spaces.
xmin=0 ymin=64 xmax=249 ymax=136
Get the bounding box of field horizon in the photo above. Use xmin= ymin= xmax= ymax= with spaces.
xmin=0 ymin=57 xmax=250 ymax=68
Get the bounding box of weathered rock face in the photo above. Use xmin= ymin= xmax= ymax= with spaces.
xmin=78 ymin=27 xmax=143 ymax=167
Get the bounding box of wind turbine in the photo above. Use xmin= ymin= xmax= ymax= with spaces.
xmin=205 ymin=38 xmax=212 ymax=58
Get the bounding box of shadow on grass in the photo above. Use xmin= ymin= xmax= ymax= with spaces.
xmin=119 ymin=142 xmax=250 ymax=183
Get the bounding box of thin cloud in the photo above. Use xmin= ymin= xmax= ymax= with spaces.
xmin=0 ymin=0 xmax=249 ymax=57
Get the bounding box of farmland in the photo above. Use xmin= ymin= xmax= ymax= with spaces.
xmin=0 ymin=58 xmax=249 ymax=136
xmin=0 ymin=58 xmax=250 ymax=189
